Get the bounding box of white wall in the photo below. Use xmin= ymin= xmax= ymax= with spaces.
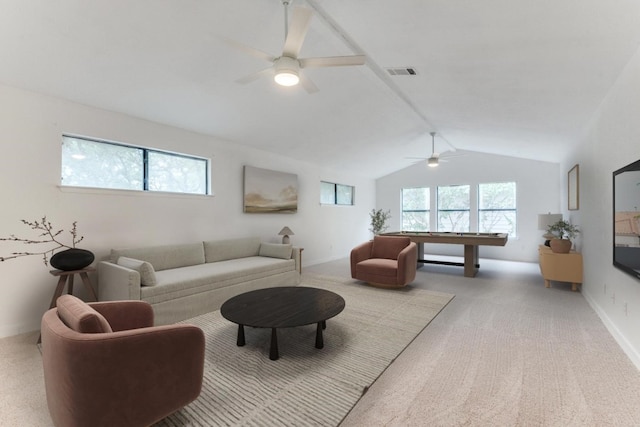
xmin=564 ymin=44 xmax=640 ymax=368
xmin=0 ymin=83 xmax=375 ymax=338
xmin=376 ymin=152 xmax=560 ymax=262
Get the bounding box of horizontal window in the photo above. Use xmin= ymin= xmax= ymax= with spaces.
xmin=321 ymin=181 xmax=354 ymax=205
xmin=61 ymin=135 xmax=210 ymax=195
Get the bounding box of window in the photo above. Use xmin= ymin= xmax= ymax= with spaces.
xmin=402 ymin=187 xmax=430 ymax=231
xmin=61 ymin=135 xmax=209 ymax=195
xmin=321 ymin=181 xmax=354 ymax=205
xmin=479 ymin=182 xmax=516 ymax=236
xmin=437 ymin=185 xmax=470 ymax=232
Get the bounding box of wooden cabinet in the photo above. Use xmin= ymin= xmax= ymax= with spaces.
xmin=538 ymin=245 xmax=583 ymax=291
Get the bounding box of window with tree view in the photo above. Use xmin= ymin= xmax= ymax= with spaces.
xmin=61 ymin=136 xmax=209 ymax=195
xmin=320 ymin=181 xmax=354 ymax=205
xmin=479 ymin=182 xmax=516 ymax=236
xmin=437 ymin=185 xmax=470 ymax=232
xmin=402 ymin=187 xmax=429 ymax=231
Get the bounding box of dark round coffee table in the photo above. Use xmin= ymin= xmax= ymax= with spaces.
xmin=220 ymin=286 xmax=345 ymax=360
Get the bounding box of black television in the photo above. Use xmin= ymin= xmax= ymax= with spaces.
xmin=613 ymin=159 xmax=640 ymax=280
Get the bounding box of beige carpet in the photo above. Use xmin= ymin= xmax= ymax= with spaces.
xmin=5 ymin=258 xmax=640 ymax=426
xmin=155 ymin=275 xmax=453 ymax=426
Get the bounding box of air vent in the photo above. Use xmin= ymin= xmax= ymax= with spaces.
xmin=386 ymin=67 xmax=418 ymax=76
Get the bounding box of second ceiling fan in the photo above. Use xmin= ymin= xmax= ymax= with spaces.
xmin=406 ymin=132 xmax=459 ymax=168
xmin=226 ymin=0 xmax=366 ymax=93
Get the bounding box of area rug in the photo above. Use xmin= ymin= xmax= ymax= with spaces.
xmin=155 ymin=274 xmax=454 ymax=427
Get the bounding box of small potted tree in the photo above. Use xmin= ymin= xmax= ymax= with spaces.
xmin=369 ymin=209 xmax=391 ymax=236
xmin=547 ymin=219 xmax=580 ymax=253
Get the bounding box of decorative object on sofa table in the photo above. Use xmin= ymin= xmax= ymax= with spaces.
xmin=547 ymin=219 xmax=580 ymax=253
xmin=369 ymin=209 xmax=391 ymax=235
xmin=0 ymin=216 xmax=94 ymax=270
xmin=278 ymin=226 xmax=294 ymax=244
xmin=538 ymin=212 xmax=563 ymax=246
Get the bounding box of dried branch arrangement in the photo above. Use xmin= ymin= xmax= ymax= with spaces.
xmin=0 ymin=216 xmax=84 ymax=266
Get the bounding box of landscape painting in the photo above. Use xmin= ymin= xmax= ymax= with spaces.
xmin=243 ymin=166 xmax=298 ymax=213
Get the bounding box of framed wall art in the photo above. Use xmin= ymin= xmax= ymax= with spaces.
xmin=243 ymin=166 xmax=298 ymax=213
xmin=568 ymin=164 xmax=579 ymax=210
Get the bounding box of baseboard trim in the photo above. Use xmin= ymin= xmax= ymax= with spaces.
xmin=583 ymin=289 xmax=640 ymax=370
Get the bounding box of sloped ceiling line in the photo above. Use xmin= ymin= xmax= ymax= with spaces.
xmin=305 ymin=0 xmax=455 ymax=152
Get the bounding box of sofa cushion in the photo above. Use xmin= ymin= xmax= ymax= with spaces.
xmin=56 ymin=295 xmax=113 ymax=334
xmin=141 ymin=257 xmax=295 ymax=304
xmin=259 ymin=243 xmax=292 ymax=260
xmin=204 ymin=237 xmax=261 ymax=263
xmin=111 ymin=243 xmax=205 ymax=271
xmin=117 ymin=256 xmax=157 ymax=286
xmin=371 ymin=236 xmax=411 ymax=260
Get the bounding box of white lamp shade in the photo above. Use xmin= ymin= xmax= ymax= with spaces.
xmin=538 ymin=213 xmax=562 ymax=230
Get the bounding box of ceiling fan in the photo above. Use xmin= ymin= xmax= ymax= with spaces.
xmin=405 ymin=132 xmax=453 ymax=168
xmin=225 ymin=0 xmax=366 ymax=93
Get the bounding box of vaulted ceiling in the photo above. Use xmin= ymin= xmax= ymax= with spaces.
xmin=1 ymin=0 xmax=639 ymax=178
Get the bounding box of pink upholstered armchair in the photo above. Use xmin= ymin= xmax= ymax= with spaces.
xmin=350 ymin=235 xmax=418 ymax=288
xmin=41 ymin=295 xmax=205 ymax=427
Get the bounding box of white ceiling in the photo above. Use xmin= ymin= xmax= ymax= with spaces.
xmin=1 ymin=0 xmax=639 ymax=178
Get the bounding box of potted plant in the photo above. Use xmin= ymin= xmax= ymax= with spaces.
xmin=546 ymin=219 xmax=580 ymax=253
xmin=0 ymin=216 xmax=94 ymax=270
xmin=369 ymin=209 xmax=391 ymax=235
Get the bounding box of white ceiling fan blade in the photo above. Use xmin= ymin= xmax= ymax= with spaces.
xmin=299 ymin=55 xmax=366 ymax=68
xmin=299 ymin=73 xmax=319 ymax=94
xmin=235 ymin=67 xmax=273 ymax=85
xmin=282 ymin=7 xmax=313 ymax=58
xmin=222 ymin=38 xmax=275 ymax=63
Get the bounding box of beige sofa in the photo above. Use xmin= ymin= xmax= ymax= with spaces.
xmin=98 ymin=237 xmax=301 ymax=325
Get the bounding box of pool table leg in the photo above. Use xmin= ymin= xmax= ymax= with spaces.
xmin=464 ymin=244 xmax=479 ymax=277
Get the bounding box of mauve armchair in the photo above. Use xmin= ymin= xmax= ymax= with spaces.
xmin=41 ymin=295 xmax=205 ymax=427
xmin=350 ymin=235 xmax=418 ymax=288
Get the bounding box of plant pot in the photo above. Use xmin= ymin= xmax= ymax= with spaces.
xmin=549 ymin=239 xmax=572 ymax=254
xmin=50 ymin=248 xmax=95 ymax=271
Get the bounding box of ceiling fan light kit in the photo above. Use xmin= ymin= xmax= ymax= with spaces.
xmin=274 ymin=57 xmax=300 ymax=86
xmin=428 ymin=157 xmax=439 ymax=167
xmin=227 ymin=0 xmax=365 ymax=93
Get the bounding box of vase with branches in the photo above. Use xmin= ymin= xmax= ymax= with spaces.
xmin=0 ymin=216 xmax=93 ymax=270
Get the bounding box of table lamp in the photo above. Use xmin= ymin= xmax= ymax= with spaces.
xmin=279 ymin=226 xmax=294 ymax=244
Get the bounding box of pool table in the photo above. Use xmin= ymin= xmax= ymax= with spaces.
xmin=382 ymin=231 xmax=509 ymax=277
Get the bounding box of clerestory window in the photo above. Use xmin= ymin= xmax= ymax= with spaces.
xmin=61 ymin=135 xmax=210 ymax=195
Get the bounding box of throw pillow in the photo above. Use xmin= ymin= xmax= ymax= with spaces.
xmin=56 ymin=294 xmax=113 ymax=334
xmin=117 ymin=256 xmax=157 ymax=286
xmin=259 ymin=243 xmax=292 ymax=260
